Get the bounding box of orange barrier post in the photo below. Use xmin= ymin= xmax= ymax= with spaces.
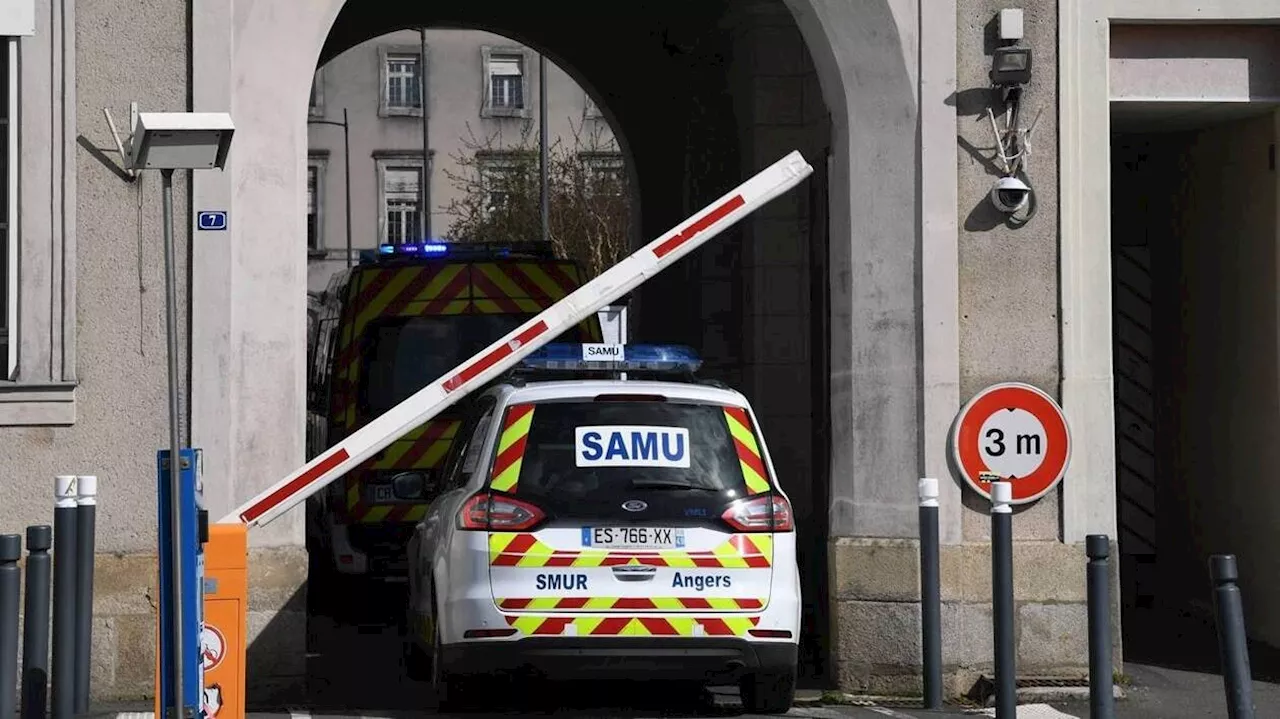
xmin=200 ymin=524 xmax=247 ymax=719
xmin=155 ymin=523 xmax=246 ymax=719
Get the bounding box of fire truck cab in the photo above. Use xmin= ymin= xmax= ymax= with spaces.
xmin=305 ymin=241 xmax=605 ymax=593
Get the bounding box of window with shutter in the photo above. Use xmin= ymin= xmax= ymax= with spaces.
xmin=383 ymin=166 xmax=422 ymax=245
xmin=488 ymin=55 xmax=524 ymax=110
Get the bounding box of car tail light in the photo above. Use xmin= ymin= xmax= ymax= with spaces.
xmin=457 ymin=492 xmax=546 ymax=531
xmin=721 ymin=494 xmax=794 ymax=532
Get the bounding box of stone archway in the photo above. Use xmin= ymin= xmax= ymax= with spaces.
xmin=189 ymin=0 xmax=922 ymax=698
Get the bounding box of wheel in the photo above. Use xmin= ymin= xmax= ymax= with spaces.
xmin=430 ymin=605 xmax=472 ymax=710
xmin=401 ymin=614 xmax=431 ymax=681
xmin=740 ymin=669 xmax=796 ymax=714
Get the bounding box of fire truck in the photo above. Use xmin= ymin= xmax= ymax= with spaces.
xmin=304 ymin=241 xmax=606 ymax=594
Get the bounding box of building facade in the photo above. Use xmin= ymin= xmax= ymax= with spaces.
xmin=305 ymin=28 xmax=622 ymax=294
xmin=2 ymin=0 xmax=1280 ymax=705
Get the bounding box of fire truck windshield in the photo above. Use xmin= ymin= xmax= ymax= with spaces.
xmin=359 ymin=313 xmax=531 ymax=416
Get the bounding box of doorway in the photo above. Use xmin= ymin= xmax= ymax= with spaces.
xmin=1111 ymin=104 xmax=1280 ymax=678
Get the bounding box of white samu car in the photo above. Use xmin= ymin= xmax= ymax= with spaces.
xmin=402 ymin=343 xmax=801 ymax=712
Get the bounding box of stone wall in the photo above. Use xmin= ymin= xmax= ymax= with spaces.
xmin=6 ymin=548 xmax=308 ymax=703
xmin=830 ymin=537 xmax=1123 ymax=697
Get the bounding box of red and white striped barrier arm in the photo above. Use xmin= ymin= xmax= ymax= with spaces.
xmin=224 ymin=150 xmax=814 ymax=528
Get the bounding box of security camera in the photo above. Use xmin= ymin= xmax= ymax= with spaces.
xmin=990 ymin=175 xmax=1030 ymax=213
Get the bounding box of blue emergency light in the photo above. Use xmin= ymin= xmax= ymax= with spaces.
xmin=519 ymin=343 xmax=703 ymax=373
xmin=378 ymin=242 xmax=449 ymax=256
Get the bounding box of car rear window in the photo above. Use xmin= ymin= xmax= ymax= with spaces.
xmin=498 ymin=400 xmax=755 ymax=505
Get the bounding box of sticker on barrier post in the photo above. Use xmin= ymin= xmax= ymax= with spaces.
xmin=200 ymin=624 xmax=225 ymax=672
xmin=950 ymin=382 xmax=1072 ymax=504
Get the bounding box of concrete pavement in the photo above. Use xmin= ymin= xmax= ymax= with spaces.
xmin=1043 ymin=662 xmax=1280 ymax=718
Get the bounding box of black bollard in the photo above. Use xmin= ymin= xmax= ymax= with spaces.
xmin=51 ymin=475 xmax=78 ymax=719
xmin=0 ymin=534 xmax=21 ymax=719
xmin=918 ymin=477 xmax=943 ymax=709
xmin=990 ymin=480 xmax=1016 ymax=718
xmin=1086 ymin=534 xmax=1115 ymax=719
xmin=22 ymin=525 xmax=52 ymax=719
xmin=73 ymin=475 xmax=98 ymax=713
xmin=1210 ymin=555 xmax=1255 ymax=719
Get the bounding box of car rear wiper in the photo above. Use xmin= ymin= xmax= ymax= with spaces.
xmin=629 ymin=477 xmax=697 ymax=490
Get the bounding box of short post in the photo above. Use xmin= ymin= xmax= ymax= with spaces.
xmin=0 ymin=533 xmax=21 ymax=719
xmin=51 ymin=475 xmax=78 ymax=719
xmin=990 ymin=480 xmax=1016 ymax=718
xmin=74 ymin=475 xmax=98 ymax=713
xmin=1210 ymin=554 xmax=1255 ymax=719
xmin=918 ymin=477 xmax=943 ymax=709
xmin=1086 ymin=534 xmax=1115 ymax=719
xmin=22 ymin=525 xmax=53 ymax=719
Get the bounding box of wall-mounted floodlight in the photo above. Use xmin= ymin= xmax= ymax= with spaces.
xmin=989 ymin=47 xmax=1032 ymax=87
xmin=126 ymin=108 xmax=235 ymax=719
xmin=129 ymin=112 xmax=235 ymax=170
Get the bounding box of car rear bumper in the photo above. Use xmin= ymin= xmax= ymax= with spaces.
xmin=441 ymin=637 xmax=797 ymax=681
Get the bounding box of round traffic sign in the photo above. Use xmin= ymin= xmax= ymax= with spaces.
xmin=200 ymin=624 xmax=226 ymax=672
xmin=950 ymin=382 xmax=1071 ymax=504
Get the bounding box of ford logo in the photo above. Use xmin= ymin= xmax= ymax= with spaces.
xmin=621 ymin=500 xmax=648 ymax=512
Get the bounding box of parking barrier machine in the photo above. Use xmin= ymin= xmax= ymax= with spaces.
xmin=155 ymin=449 xmax=206 ymax=719
xmin=197 ymin=151 xmax=812 ymax=719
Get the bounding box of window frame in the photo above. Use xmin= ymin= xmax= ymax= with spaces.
xmin=306 ymin=152 xmax=327 ymax=255
xmin=1 ymin=37 xmax=15 ymax=382
xmin=378 ymin=44 xmax=427 ymax=118
xmin=579 ymin=151 xmax=626 ymax=198
xmin=0 ymin=16 xmax=80 ymax=427
xmin=373 ymin=150 xmax=434 ymax=245
xmin=475 ymin=150 xmax=529 ymax=215
xmin=480 ymin=45 xmax=532 ymax=119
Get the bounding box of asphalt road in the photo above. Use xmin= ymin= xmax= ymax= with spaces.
xmin=1042 ymin=662 xmax=1280 ymax=719
xmin=300 ymin=581 xmax=982 ymax=719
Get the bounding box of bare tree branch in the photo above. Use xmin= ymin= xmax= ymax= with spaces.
xmin=443 ymin=117 xmax=631 ymax=279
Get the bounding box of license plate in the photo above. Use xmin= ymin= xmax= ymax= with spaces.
xmin=367 ymin=485 xmax=414 ymax=505
xmin=581 ymin=526 xmax=686 ymax=549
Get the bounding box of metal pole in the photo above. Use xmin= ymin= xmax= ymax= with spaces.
xmin=73 ymin=475 xmax=98 ymax=713
xmin=539 ymin=53 xmax=549 ymax=244
xmin=342 ymin=108 xmax=353 ymax=268
xmin=419 ymin=28 xmax=430 ymax=241
xmin=918 ymin=478 xmax=942 ymax=709
xmin=21 ymin=525 xmax=52 ymax=719
xmin=1210 ymin=554 xmax=1255 ymax=719
xmin=51 ymin=476 xmax=77 ymax=719
xmin=1086 ymin=534 xmax=1116 ymax=719
xmin=160 ymin=167 xmax=186 ymax=719
xmin=0 ymin=534 xmax=20 ymax=719
xmin=990 ymin=480 xmax=1016 ymax=718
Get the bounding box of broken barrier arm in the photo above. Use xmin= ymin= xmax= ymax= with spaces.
xmin=222 ymin=150 xmax=815 ymax=529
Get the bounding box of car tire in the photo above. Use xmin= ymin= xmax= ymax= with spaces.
xmin=401 ymin=624 xmax=430 ymax=681
xmin=740 ymin=669 xmax=796 ymax=715
xmin=430 ymin=606 xmax=470 ymax=710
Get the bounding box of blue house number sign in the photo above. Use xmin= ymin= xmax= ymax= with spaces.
xmin=197 ymin=211 xmax=228 ymax=231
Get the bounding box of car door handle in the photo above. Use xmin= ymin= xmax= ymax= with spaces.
xmin=611 ymin=566 xmax=657 ymax=582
